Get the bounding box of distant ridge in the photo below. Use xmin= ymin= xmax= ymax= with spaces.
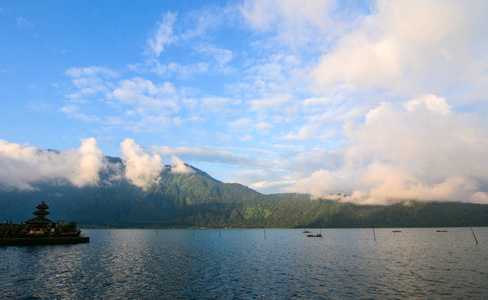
xmin=1 ymin=156 xmax=488 ymax=228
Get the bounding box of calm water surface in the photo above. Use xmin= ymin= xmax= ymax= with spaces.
xmin=1 ymin=228 xmax=487 ymax=299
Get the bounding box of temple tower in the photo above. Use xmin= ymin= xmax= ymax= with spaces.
xmin=25 ymin=202 xmax=53 ymax=231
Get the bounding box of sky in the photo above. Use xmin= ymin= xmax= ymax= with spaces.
xmin=1 ymin=0 xmax=488 ymax=204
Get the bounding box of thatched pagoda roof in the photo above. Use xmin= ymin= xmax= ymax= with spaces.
xmin=36 ymin=202 xmax=49 ymax=210
xmin=25 ymin=201 xmax=53 ymax=226
xmin=33 ymin=210 xmax=50 ymax=216
xmin=25 ymin=217 xmax=53 ymax=225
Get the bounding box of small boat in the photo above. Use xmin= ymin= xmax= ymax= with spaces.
xmin=303 ymin=230 xmax=311 ymax=233
xmin=392 ymin=230 xmax=402 ymax=233
xmin=436 ymin=230 xmax=448 ymax=232
xmin=307 ymin=233 xmax=322 ymax=238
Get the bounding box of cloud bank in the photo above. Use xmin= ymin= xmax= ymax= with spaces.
xmin=0 ymin=138 xmax=106 ymax=190
xmin=120 ymin=138 xmax=165 ymax=189
xmin=120 ymin=139 xmax=196 ymax=189
xmin=170 ymin=155 xmax=195 ymax=174
xmin=288 ymin=95 xmax=488 ymax=204
xmin=0 ymin=137 xmax=216 ymax=191
xmin=311 ymin=0 xmax=488 ymax=96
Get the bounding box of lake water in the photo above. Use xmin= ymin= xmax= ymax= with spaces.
xmin=1 ymin=228 xmax=487 ymax=299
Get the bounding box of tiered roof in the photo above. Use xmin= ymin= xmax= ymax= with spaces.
xmin=25 ymin=201 xmax=53 ymax=225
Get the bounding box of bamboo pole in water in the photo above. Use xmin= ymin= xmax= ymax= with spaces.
xmin=264 ymin=228 xmax=266 ymax=239
xmin=219 ymin=227 xmax=221 ymax=237
xmin=469 ymin=222 xmax=479 ymax=245
xmin=372 ymin=226 xmax=376 ymax=242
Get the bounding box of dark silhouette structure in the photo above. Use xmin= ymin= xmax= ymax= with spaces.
xmin=0 ymin=202 xmax=88 ymax=245
xmin=24 ymin=201 xmax=53 ymax=233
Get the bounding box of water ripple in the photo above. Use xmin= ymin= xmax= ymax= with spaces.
xmin=1 ymin=228 xmax=487 ymax=299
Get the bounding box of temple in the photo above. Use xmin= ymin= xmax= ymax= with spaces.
xmin=0 ymin=202 xmax=87 ymax=244
xmin=25 ymin=201 xmax=53 ymax=233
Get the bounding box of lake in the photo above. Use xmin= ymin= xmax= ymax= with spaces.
xmin=1 ymin=228 xmax=487 ymax=299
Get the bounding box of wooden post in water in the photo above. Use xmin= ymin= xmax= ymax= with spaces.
xmin=264 ymin=228 xmax=267 ymax=239
xmin=372 ymin=226 xmax=376 ymax=242
xmin=469 ymin=222 xmax=479 ymax=245
xmin=219 ymin=227 xmax=221 ymax=237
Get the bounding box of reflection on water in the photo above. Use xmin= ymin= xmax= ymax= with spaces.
xmin=1 ymin=228 xmax=487 ymax=299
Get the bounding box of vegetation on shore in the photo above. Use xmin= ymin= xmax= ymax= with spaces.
xmin=1 ymin=159 xmax=487 ymax=229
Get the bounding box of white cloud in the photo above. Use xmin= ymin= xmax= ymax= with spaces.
xmin=146 ymin=11 xmax=178 ymax=57
xmin=111 ymin=77 xmax=177 ymax=108
xmin=250 ymin=179 xmax=295 ymax=194
xmin=70 ymin=138 xmax=107 ymax=187
xmin=183 ymin=96 xmax=236 ymax=116
xmin=240 ymin=0 xmax=336 ymax=49
xmin=170 ymin=156 xmax=195 ymax=174
xmin=17 ymin=16 xmax=33 ymax=29
xmin=215 ymin=132 xmax=231 ymax=142
xmin=65 ymin=66 xmax=119 ymax=79
xmin=234 ymin=168 xmax=296 ymax=194
xmin=120 ymin=139 xmax=164 ymax=189
xmin=129 ymin=59 xmax=209 ymax=79
xmin=197 ymin=44 xmax=234 ymax=72
xmin=240 ymin=135 xmax=254 ymax=142
xmin=249 ymin=94 xmax=298 ymax=119
xmin=179 ymin=5 xmax=228 ymax=40
xmin=63 ymin=69 xmax=184 ymax=131
xmin=65 ymin=66 xmax=118 ymax=94
xmin=287 ymin=95 xmax=488 ymax=204
xmin=107 ymin=77 xmax=180 ymax=131
xmin=282 ymin=124 xmax=317 ymax=141
xmin=228 ymin=117 xmax=253 ymax=130
xmin=0 ymin=138 xmax=106 ymax=190
xmin=60 ymin=104 xmax=100 ymax=122
xmin=255 ymin=122 xmax=273 ymax=134
xmin=28 ymin=99 xmax=54 ymax=113
xmin=403 ymin=94 xmax=451 ymax=114
xmin=152 ymin=145 xmax=272 ymax=168
xmin=312 ymin=0 xmax=488 ymax=96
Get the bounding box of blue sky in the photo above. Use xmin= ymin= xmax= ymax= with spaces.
xmin=1 ymin=0 xmax=488 ymax=204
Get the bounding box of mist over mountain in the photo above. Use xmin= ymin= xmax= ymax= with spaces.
xmin=1 ymin=156 xmax=487 ymax=228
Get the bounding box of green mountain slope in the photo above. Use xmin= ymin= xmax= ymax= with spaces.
xmin=1 ymin=158 xmax=487 ymax=228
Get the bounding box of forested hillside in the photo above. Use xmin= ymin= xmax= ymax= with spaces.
xmin=1 ymin=159 xmax=487 ymax=228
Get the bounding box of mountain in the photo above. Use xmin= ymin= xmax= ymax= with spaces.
xmin=1 ymin=157 xmax=488 ymax=228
